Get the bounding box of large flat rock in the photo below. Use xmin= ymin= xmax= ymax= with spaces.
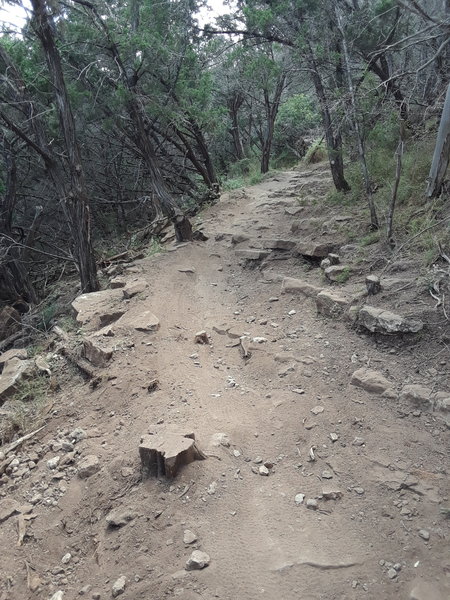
xmin=281 ymin=277 xmax=323 ymax=298
xmin=0 ymin=357 xmax=33 ymax=405
xmin=72 ymin=289 xmax=124 ymax=331
xmin=358 ymin=306 xmax=423 ymax=334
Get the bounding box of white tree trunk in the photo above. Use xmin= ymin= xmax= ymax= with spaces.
xmin=427 ymin=82 xmax=450 ymax=198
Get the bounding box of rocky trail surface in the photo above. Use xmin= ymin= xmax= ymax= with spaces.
xmin=0 ymin=164 xmax=449 ymax=600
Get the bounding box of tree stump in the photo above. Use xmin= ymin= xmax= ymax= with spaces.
xmin=366 ymin=275 xmax=381 ymax=295
xmin=139 ymin=428 xmax=205 ymax=479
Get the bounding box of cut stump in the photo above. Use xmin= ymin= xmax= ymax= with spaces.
xmin=139 ymin=428 xmax=205 ymax=479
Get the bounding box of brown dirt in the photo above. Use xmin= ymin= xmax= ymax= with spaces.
xmin=0 ymin=164 xmax=449 ymax=600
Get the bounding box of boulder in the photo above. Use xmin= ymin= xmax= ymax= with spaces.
xmin=0 ymin=357 xmax=33 ymax=404
xmin=77 ymin=455 xmax=100 ymax=478
xmin=358 ymin=306 xmax=423 ymax=334
xmin=0 ymin=348 xmax=27 ymax=366
xmin=324 ymin=265 xmax=351 ymax=282
xmin=316 ymin=290 xmax=350 ymax=318
xmin=351 ymin=368 xmax=392 ymax=394
xmin=281 ymin=277 xmax=323 ymax=298
xmin=0 ymin=306 xmax=21 ymax=341
xmin=295 ymin=241 xmax=339 ymax=258
xmin=71 ymin=289 xmax=124 ymax=331
xmin=122 ymin=279 xmax=148 ymax=299
xmin=139 ymin=427 xmax=204 ymax=479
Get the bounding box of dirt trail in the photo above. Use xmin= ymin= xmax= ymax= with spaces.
xmin=0 ymin=164 xmax=449 ymax=600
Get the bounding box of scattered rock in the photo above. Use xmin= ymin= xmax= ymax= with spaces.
xmin=185 ymin=550 xmax=210 ymax=571
xmin=321 ymin=470 xmax=333 ymax=479
xmin=316 ymin=290 xmax=350 ymax=318
xmin=324 ymin=265 xmax=351 ymax=282
xmin=105 ymin=509 xmax=137 ymax=528
xmin=281 ymin=277 xmax=323 ymax=298
xmin=259 ymin=465 xmax=269 ymax=476
xmin=260 ymin=239 xmax=296 ymax=250
xmin=387 ymin=568 xmax=397 ymax=579
xmin=311 ymin=405 xmax=324 ymax=415
xmin=235 ymin=249 xmax=270 ymax=261
xmin=47 ymin=456 xmax=60 ymax=470
xmin=112 ymin=575 xmax=126 ymax=597
xmin=35 ymin=355 xmax=51 ymax=375
xmin=61 ymin=553 xmax=71 ymax=564
xmin=358 ymin=306 xmax=423 ymax=334
xmin=49 ymin=592 xmax=64 ymax=600
xmin=128 ymin=310 xmax=160 ymax=332
xmin=329 ymin=433 xmax=339 ymax=442
xmin=83 ymin=337 xmax=114 ymax=368
xmin=351 ymin=368 xmax=392 ymax=394
xmin=306 ymin=499 xmax=318 ymax=510
xmin=418 ymin=529 xmax=430 ymax=541
xmin=0 ymin=498 xmax=22 ymax=523
xmin=110 ymin=277 xmax=126 ymax=289
xmin=0 ymin=348 xmax=27 ymax=365
xmin=322 ymin=488 xmax=343 ymax=500
xmin=0 ymin=357 xmax=33 ymax=403
xmin=123 ymin=279 xmax=148 ymax=299
xmin=210 ymin=433 xmax=231 ymax=448
xmin=77 ymin=455 xmax=100 ymax=479
xmin=400 ymin=385 xmax=432 ymax=407
xmin=295 ymin=493 xmax=305 ymax=505
xmin=354 ymin=487 xmax=365 ymax=495
xmin=183 ymin=530 xmax=197 ymax=544
xmin=194 ymin=330 xmax=209 ymax=344
xmin=352 ymin=437 xmax=365 ymax=446
xmin=139 ymin=427 xmax=204 ymax=479
xmin=295 ymin=241 xmax=338 ymax=258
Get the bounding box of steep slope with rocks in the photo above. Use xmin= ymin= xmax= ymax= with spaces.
xmin=0 ymin=163 xmax=449 ymax=600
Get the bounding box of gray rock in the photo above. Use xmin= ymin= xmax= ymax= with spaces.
xmin=71 ymin=289 xmax=124 ymax=330
xmin=358 ymin=305 xmax=423 ymax=334
xmin=259 ymin=465 xmax=269 ymax=476
xmin=281 ymin=277 xmax=323 ymax=298
xmin=351 ymin=368 xmax=392 ymax=394
xmin=231 ymin=232 xmax=250 ymax=245
xmin=418 ymin=529 xmax=430 ymax=541
xmin=352 ymin=437 xmax=365 ymax=446
xmin=235 ymin=249 xmax=271 ymax=260
xmin=321 ymin=470 xmax=333 ymax=479
xmin=400 ymin=385 xmax=432 ymax=407
xmin=295 ymin=241 xmax=338 ymax=258
xmin=105 ymin=509 xmax=137 ymax=528
xmin=387 ymin=568 xmax=397 ymax=579
xmin=185 ymin=550 xmax=210 ymax=571
xmin=112 ymin=575 xmax=126 ymax=597
xmin=0 ymin=357 xmax=33 ymax=403
xmin=77 ymin=455 xmax=100 ymax=479
xmin=122 ymin=279 xmax=148 ymax=299
xmin=306 ymin=499 xmax=318 ymax=510
xmin=260 ymin=239 xmax=296 ymax=250
xmin=316 ymin=290 xmax=350 ymax=318
xmin=110 ymin=277 xmax=126 ymax=289
xmin=83 ymin=337 xmax=114 ymax=368
xmin=0 ymin=348 xmax=28 ymax=365
xmin=47 ymin=456 xmax=60 ymax=470
xmin=324 ymin=265 xmax=351 ymax=282
xmin=295 ymin=493 xmax=305 ymax=505
xmin=183 ymin=530 xmax=197 ymax=544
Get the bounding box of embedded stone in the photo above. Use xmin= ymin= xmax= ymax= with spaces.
xmin=351 ymin=368 xmax=392 ymax=394
xmin=316 ymin=290 xmax=350 ymax=318
xmin=281 ymin=277 xmax=323 ymax=298
xmin=358 ymin=306 xmax=423 ymax=334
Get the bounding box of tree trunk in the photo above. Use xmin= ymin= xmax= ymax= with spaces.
xmin=31 ymin=0 xmax=99 ymax=293
xmin=336 ymin=6 xmax=378 ymax=229
xmin=260 ymin=74 xmax=286 ymax=174
xmin=427 ymin=82 xmax=450 ymax=198
xmin=228 ymin=92 xmax=245 ymax=161
xmin=306 ymin=43 xmax=350 ymax=192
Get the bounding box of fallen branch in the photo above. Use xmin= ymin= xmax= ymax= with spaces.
xmin=3 ymin=425 xmax=46 ymax=455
